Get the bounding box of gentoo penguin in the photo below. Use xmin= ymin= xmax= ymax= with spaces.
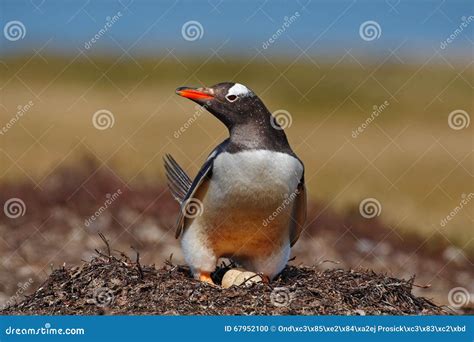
xmin=164 ymin=82 xmax=306 ymax=284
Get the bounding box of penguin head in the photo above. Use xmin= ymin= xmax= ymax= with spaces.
xmin=176 ymin=82 xmax=270 ymax=129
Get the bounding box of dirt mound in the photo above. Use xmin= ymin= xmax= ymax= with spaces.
xmin=1 ymin=249 xmax=448 ymax=315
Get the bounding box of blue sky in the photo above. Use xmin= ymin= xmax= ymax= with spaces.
xmin=0 ymin=0 xmax=473 ymax=61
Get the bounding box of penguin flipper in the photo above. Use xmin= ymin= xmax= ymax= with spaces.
xmin=289 ymin=177 xmax=307 ymax=247
xmin=174 ymin=157 xmax=214 ymax=238
xmin=168 ymin=139 xmax=228 ymax=239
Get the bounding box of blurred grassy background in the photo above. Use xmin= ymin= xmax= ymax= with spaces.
xmin=1 ymin=55 xmax=473 ymax=252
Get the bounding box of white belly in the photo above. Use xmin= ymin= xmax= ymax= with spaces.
xmin=208 ymin=150 xmax=303 ymax=209
xmin=197 ymin=149 xmax=303 ymax=256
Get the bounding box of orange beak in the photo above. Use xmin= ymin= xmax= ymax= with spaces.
xmin=176 ymin=87 xmax=214 ymax=101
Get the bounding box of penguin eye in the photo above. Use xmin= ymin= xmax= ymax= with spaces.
xmin=225 ymin=94 xmax=238 ymax=102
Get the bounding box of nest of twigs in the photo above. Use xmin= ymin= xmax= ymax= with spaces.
xmin=2 ymin=235 xmax=447 ymax=315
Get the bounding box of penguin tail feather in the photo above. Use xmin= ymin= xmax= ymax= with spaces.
xmin=163 ymin=154 xmax=192 ymax=203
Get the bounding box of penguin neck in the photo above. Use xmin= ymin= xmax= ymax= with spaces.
xmin=228 ymin=119 xmax=291 ymax=152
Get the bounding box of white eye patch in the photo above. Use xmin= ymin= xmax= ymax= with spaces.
xmin=226 ymin=83 xmax=252 ymax=98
